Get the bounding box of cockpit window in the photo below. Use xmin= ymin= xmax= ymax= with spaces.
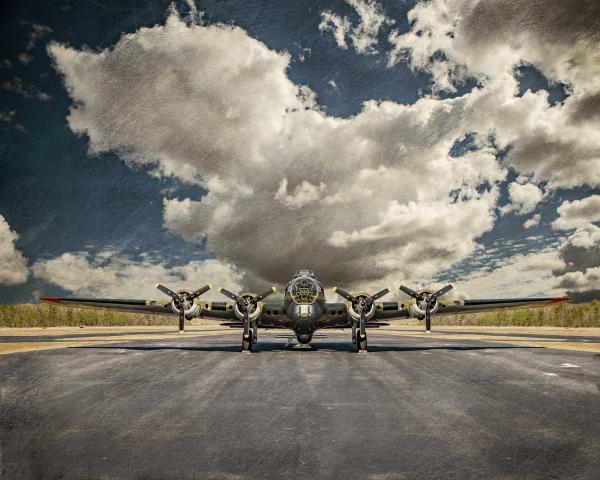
xmin=293 ymin=269 xmax=316 ymax=279
xmin=288 ymin=276 xmax=320 ymax=304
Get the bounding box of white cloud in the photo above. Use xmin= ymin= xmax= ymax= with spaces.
xmin=387 ymin=0 xmax=600 ymax=189
xmin=32 ymin=251 xmax=243 ymax=300
xmin=555 ymin=267 xmax=600 ymax=293
xmin=455 ymin=224 xmax=600 ymax=300
xmin=500 ymin=182 xmax=544 ymax=215
xmin=523 ymin=213 xmax=541 ymax=229
xmin=552 ymin=195 xmax=600 ymax=230
xmin=455 ymin=247 xmax=564 ymax=298
xmin=49 ymin=12 xmax=510 ymax=290
xmin=553 ymin=224 xmax=600 ymax=275
xmin=0 ymin=215 xmax=29 ymax=286
xmin=319 ymin=10 xmax=352 ymax=49
xmin=48 ymin=7 xmax=600 ymax=296
xmin=552 ymin=224 xmax=600 ymax=299
xmin=274 ymin=178 xmax=327 ymax=209
xmin=320 ymin=0 xmax=394 ymax=55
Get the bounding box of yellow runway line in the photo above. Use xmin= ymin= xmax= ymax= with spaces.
xmin=0 ymin=326 xmax=229 ymax=337
xmin=0 ymin=328 xmax=237 ymax=355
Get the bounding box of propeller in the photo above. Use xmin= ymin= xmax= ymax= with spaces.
xmin=333 ymin=286 xmax=392 ymax=350
xmin=156 ymin=283 xmax=212 ymax=332
xmin=218 ymin=287 xmax=277 ymax=346
xmin=398 ymin=284 xmax=453 ymax=332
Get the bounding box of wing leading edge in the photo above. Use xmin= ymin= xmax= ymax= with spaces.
xmin=40 ymin=296 xmax=173 ymax=315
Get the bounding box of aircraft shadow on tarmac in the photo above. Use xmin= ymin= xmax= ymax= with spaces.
xmin=75 ymin=340 xmax=539 ymax=353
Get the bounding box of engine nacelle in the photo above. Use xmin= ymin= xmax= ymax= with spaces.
xmin=408 ymin=290 xmax=439 ymax=318
xmin=233 ymin=293 xmax=262 ymax=322
xmin=347 ymin=293 xmax=376 ymax=322
xmin=170 ymin=289 xmax=200 ymax=318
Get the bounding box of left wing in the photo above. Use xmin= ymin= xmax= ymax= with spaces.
xmin=320 ymin=283 xmax=570 ymax=328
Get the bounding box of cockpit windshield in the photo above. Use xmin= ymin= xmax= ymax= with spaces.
xmin=287 ymin=276 xmax=321 ymax=304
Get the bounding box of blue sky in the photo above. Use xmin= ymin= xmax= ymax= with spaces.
xmin=1 ymin=0 xmax=599 ymax=303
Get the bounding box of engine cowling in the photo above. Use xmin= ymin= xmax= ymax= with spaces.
xmin=169 ymin=289 xmax=200 ymax=318
xmin=408 ymin=290 xmax=439 ymax=318
xmin=232 ymin=293 xmax=262 ymax=322
xmin=347 ymin=293 xmax=377 ymax=322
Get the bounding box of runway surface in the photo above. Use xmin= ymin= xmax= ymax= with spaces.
xmin=1 ymin=330 xmax=600 ymax=479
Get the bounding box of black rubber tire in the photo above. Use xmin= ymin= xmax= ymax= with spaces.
xmin=242 ymin=331 xmax=253 ymax=353
xmin=357 ymin=334 xmax=367 ymax=353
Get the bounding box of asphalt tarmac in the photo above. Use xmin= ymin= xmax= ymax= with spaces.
xmin=1 ymin=331 xmax=599 ymax=479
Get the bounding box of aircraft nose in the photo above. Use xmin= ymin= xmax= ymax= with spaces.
xmin=297 ymin=333 xmax=312 ymax=344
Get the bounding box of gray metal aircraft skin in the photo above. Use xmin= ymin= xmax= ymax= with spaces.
xmin=41 ymin=269 xmax=569 ymax=352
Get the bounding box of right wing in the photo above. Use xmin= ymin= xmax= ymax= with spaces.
xmin=41 ymin=296 xmax=237 ymax=321
xmin=40 ymin=296 xmax=173 ymax=315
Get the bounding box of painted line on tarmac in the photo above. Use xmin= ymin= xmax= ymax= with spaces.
xmin=0 ymin=329 xmax=237 ymax=356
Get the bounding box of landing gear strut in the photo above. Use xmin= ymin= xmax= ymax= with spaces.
xmin=356 ymin=330 xmax=367 ymax=353
xmin=242 ymin=330 xmax=253 ymax=353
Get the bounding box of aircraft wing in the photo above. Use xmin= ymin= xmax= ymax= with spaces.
xmin=40 ymin=296 xmax=237 ymax=321
xmin=40 ymin=296 xmax=174 ymax=315
xmin=372 ymin=296 xmax=569 ymax=320
xmin=431 ymin=296 xmax=570 ymax=317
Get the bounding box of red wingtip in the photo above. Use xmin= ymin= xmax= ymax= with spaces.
xmin=550 ymin=296 xmax=570 ymax=304
xmin=40 ymin=296 xmax=62 ymax=305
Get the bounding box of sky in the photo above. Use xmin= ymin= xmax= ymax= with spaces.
xmin=1 ymin=0 xmax=599 ymax=304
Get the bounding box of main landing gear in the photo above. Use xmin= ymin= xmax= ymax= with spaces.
xmin=356 ymin=332 xmax=368 ymax=353
xmin=242 ymin=330 xmax=253 ymax=353
xmin=352 ymin=321 xmax=368 ymax=353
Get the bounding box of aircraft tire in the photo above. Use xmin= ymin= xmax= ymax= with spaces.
xmin=357 ymin=334 xmax=367 ymax=353
xmin=242 ymin=331 xmax=253 ymax=353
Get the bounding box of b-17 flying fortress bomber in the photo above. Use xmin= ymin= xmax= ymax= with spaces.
xmin=41 ymin=270 xmax=569 ymax=353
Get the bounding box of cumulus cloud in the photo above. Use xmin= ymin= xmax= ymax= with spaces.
xmin=523 ymin=213 xmax=541 ymax=229
xmin=455 ymin=224 xmax=600 ymax=300
xmin=552 ymin=224 xmax=600 ymax=300
xmin=500 ymin=182 xmax=544 ymax=216
xmin=387 ymin=0 xmax=600 ymax=189
xmin=0 ymin=215 xmax=29 ymax=286
xmin=553 ymin=224 xmax=600 ymax=275
xmin=32 ymin=251 xmax=243 ymax=299
xmin=552 ymin=195 xmax=600 ymax=230
xmin=49 ymin=12 xmax=508 ymax=290
xmin=319 ymin=0 xmax=394 ymax=54
xmin=454 ymin=247 xmax=564 ymax=298
xmin=48 ymin=6 xmax=600 ymax=295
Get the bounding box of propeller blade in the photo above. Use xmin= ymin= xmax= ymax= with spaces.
xmin=431 ymin=284 xmax=453 ymax=300
xmin=370 ymin=287 xmax=391 ymax=302
xmin=399 ymin=285 xmax=421 ymax=299
xmin=189 ymin=284 xmax=212 ymax=300
xmin=333 ymin=287 xmax=356 ymax=302
xmin=219 ymin=287 xmax=243 ymax=304
xmin=156 ymin=283 xmax=178 ymax=299
xmin=254 ymin=286 xmax=277 ymax=303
